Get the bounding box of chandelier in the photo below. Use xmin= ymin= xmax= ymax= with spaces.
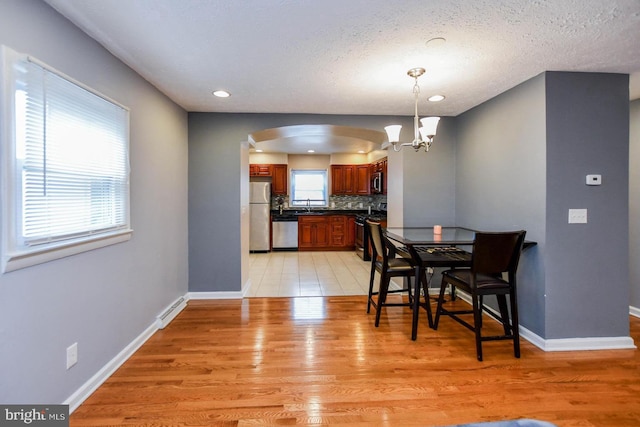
xmin=385 ymin=68 xmax=440 ymax=152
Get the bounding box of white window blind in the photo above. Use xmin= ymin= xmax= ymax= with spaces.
xmin=1 ymin=46 xmax=130 ymax=271
xmin=291 ymin=170 xmax=327 ymax=207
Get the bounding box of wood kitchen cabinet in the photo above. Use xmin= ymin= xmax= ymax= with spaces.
xmin=354 ymin=164 xmax=370 ymax=194
xmin=298 ymin=216 xmax=330 ymax=249
xmin=330 ymin=165 xmax=353 ymax=195
xmin=331 ymin=164 xmax=369 ymax=195
xmin=249 ymin=164 xmax=272 ymax=176
xmin=329 ymin=216 xmax=347 ymax=247
xmin=298 ymin=215 xmax=356 ymax=250
xmin=250 ymin=163 xmax=288 ymax=195
xmin=271 ymin=164 xmax=288 ymax=195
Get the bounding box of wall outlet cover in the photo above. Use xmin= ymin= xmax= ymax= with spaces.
xmin=568 ymin=209 xmax=588 ymax=224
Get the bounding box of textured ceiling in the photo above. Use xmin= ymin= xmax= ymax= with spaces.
xmin=43 ymin=0 xmax=640 ymax=153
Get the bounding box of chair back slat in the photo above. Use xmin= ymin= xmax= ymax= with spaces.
xmin=472 ymin=231 xmax=526 ymax=276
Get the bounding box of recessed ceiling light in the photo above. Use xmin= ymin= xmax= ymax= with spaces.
xmin=428 ymin=95 xmax=445 ymax=102
xmin=358 ymin=150 xmax=365 ymax=153
xmin=213 ymin=90 xmax=230 ymax=98
xmin=255 ymin=149 xmax=263 ymax=152
xmin=307 ymin=150 xmax=315 ymax=153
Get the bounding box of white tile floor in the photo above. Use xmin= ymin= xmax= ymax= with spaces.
xmin=247 ymin=251 xmax=375 ymax=297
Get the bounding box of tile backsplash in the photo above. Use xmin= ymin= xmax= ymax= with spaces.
xmin=271 ymin=194 xmax=387 ymax=210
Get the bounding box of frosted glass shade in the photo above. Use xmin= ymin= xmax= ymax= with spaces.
xmin=419 ymin=116 xmax=440 ymax=137
xmin=384 ymin=125 xmax=402 ymax=143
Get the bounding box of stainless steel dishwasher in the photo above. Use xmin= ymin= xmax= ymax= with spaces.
xmin=272 ymin=216 xmax=298 ymax=250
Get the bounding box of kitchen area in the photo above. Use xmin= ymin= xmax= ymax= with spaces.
xmin=247 ymin=151 xmax=390 ymax=298
xmin=249 ymin=152 xmax=388 ymax=263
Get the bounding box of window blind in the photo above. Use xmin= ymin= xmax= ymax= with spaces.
xmin=11 ymin=54 xmax=129 ymax=248
xmin=291 ymin=170 xmax=327 ymax=206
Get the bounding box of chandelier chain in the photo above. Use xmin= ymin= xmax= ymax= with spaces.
xmin=413 ymin=77 xmax=421 ymax=143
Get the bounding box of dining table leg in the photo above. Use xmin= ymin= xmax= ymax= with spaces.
xmin=411 ymin=263 xmax=422 ymax=340
xmin=421 ymin=269 xmax=434 ymax=329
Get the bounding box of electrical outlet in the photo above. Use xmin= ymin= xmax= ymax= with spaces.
xmin=568 ymin=209 xmax=587 ymax=224
xmin=66 ymin=343 xmax=78 ymax=370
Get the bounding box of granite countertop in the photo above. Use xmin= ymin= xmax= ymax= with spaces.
xmin=271 ymin=209 xmax=386 ymax=220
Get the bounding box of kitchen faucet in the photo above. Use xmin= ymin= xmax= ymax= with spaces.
xmin=306 ymin=198 xmax=311 ymax=212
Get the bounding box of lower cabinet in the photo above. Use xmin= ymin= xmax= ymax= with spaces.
xmin=298 ymin=215 xmax=356 ymax=251
xmin=299 ymin=216 xmax=330 ymax=249
xmin=329 ymin=216 xmax=346 ymax=247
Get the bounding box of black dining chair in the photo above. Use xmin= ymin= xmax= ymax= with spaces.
xmin=433 ymin=230 xmax=526 ymax=361
xmin=366 ymin=220 xmax=422 ymax=327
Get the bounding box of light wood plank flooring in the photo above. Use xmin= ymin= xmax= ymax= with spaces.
xmin=70 ymin=296 xmax=640 ymax=426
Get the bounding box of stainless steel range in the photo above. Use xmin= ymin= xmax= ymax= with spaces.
xmin=355 ymin=203 xmax=386 ymax=261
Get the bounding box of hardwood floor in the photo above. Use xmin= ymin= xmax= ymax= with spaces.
xmin=70 ymin=297 xmax=640 ymax=426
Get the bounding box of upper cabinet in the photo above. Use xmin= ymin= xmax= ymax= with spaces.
xmin=250 ymin=163 xmax=288 ymax=195
xmin=354 ymin=164 xmax=370 ymax=195
xmin=331 ymin=164 xmax=370 ymax=195
xmin=331 ymin=165 xmax=352 ymax=195
xmin=271 ymin=164 xmax=288 ymax=195
xmin=249 ymin=164 xmax=272 ymax=177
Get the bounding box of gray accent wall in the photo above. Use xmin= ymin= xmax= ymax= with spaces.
xmin=399 ymin=118 xmax=457 ymax=227
xmin=628 ymin=100 xmax=640 ymax=309
xmin=455 ymin=74 xmax=547 ymax=336
xmin=0 ymin=0 xmax=189 ymax=404
xmin=545 ymin=72 xmax=629 ymax=339
xmin=455 ymin=71 xmax=631 ymax=340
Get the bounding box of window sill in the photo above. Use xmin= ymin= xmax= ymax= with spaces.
xmin=2 ymin=229 xmax=133 ymax=273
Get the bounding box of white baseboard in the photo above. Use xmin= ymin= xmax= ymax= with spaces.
xmin=188 ymin=291 xmax=244 ymax=300
xmin=64 ymin=294 xmax=188 ymax=413
xmin=449 ymin=289 xmax=637 ymax=352
xmin=242 ymin=278 xmax=252 ymax=298
xmin=631 ymin=305 xmax=640 ymax=318
xmin=156 ymin=296 xmax=188 ymax=329
xmin=536 ymin=335 xmax=636 ymax=351
xmin=63 ymin=319 xmax=157 ymax=413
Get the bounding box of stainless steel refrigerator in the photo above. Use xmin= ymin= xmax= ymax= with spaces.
xmin=249 ymin=182 xmax=271 ymax=251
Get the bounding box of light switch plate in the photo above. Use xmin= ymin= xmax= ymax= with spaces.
xmin=568 ymin=209 xmax=587 ymax=224
xmin=66 ymin=342 xmax=78 ymax=369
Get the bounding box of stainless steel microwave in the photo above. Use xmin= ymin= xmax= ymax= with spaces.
xmin=371 ymin=172 xmax=383 ymax=194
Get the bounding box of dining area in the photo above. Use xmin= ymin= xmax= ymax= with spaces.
xmin=365 ymin=222 xmax=535 ymax=361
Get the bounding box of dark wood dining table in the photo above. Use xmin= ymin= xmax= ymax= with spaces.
xmin=383 ymin=226 xmax=476 ymax=340
xmin=384 ymin=226 xmax=536 ymax=340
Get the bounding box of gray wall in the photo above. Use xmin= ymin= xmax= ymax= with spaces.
xmin=631 ymin=99 xmax=640 ymax=310
xmin=545 ymin=72 xmax=629 ymax=339
xmin=398 ymin=117 xmax=457 ymax=227
xmin=188 ymin=113 xmax=457 ymax=291
xmin=455 ymin=74 xmax=547 ymax=336
xmin=0 ymin=0 xmax=189 ymax=404
xmin=455 ymin=71 xmax=631 ymax=340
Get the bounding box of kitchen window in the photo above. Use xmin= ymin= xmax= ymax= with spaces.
xmin=0 ymin=46 xmax=131 ymax=273
xmin=290 ymin=169 xmax=327 ymax=207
